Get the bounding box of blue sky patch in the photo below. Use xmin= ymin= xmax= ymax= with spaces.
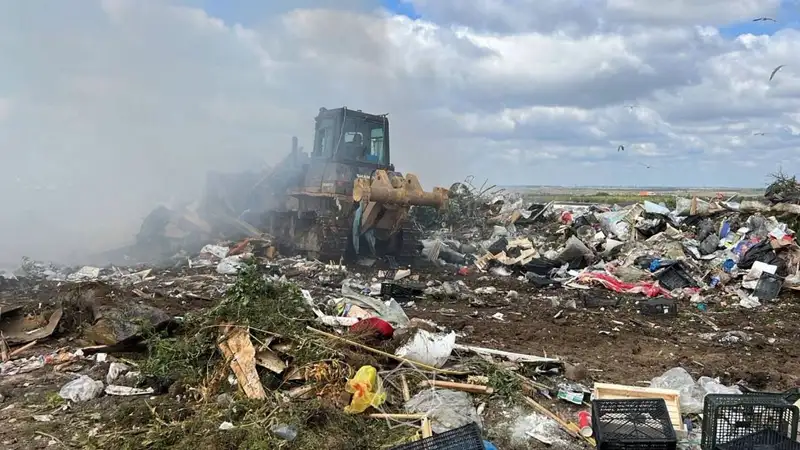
xmin=719 ymin=2 xmax=799 ymax=38
xmin=380 ymin=0 xmax=420 ymax=19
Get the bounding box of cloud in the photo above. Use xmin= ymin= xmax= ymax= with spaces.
xmin=403 ymin=0 xmax=781 ymax=32
xmin=1 ymin=0 xmax=798 ymax=264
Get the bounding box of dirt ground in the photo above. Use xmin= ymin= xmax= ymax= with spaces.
xmin=1 ymin=265 xmax=799 ymax=449
xmin=413 ymin=272 xmax=800 ymax=391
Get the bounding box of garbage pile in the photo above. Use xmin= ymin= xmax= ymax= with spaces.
xmin=1 ymin=239 xmax=586 ymax=449
xmin=2 ymin=176 xmax=800 ymax=449
xmin=413 ymin=183 xmax=800 ymax=310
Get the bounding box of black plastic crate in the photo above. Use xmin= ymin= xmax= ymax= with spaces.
xmin=380 ymin=282 xmax=424 ymax=300
xmin=583 ymin=296 xmax=621 ymax=308
xmin=702 ymin=394 xmax=800 ymax=450
xmin=754 ymin=272 xmax=784 ymax=301
xmin=639 ymin=298 xmax=678 ymax=317
xmin=655 ymin=264 xmax=696 ymax=291
xmin=741 ymin=387 xmax=800 ymax=404
xmin=715 ymin=429 xmax=800 ymax=449
xmin=389 ymin=422 xmax=484 ymax=450
xmin=592 ymin=398 xmax=677 ymax=450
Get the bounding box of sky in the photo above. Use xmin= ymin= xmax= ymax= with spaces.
xmin=1 ymin=0 xmax=800 ymax=263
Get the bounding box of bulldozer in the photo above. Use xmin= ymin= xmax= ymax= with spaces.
xmin=262 ymin=107 xmax=449 ymax=262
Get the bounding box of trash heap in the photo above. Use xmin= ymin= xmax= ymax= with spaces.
xmin=2 ymin=177 xmax=800 ymax=449
xmin=414 ymin=181 xmax=800 ymax=311
xmin=0 ymin=239 xmax=582 ymax=449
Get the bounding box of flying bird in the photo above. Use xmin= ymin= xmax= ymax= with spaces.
xmin=753 ymin=132 xmax=766 ymax=136
xmin=638 ymin=162 xmax=653 ymax=169
xmin=617 ymin=145 xmax=625 ymax=152
xmin=753 ymin=17 xmax=777 ymax=22
xmin=625 ymin=104 xmax=638 ymax=111
xmin=770 ymin=65 xmax=785 ymax=81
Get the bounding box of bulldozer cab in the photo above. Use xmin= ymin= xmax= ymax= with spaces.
xmin=312 ymin=107 xmax=392 ymax=169
xmin=301 ymin=107 xmax=393 ymax=197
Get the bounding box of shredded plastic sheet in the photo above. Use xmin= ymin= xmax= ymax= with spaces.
xmin=577 ymin=271 xmax=670 ymax=297
xmin=340 ymin=280 xmax=409 ymax=326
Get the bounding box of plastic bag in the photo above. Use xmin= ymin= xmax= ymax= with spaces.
xmin=344 ymin=365 xmax=386 ymax=413
xmin=200 ymin=244 xmax=229 ymax=258
xmin=340 ymin=281 xmax=409 ymax=326
xmin=738 ymin=241 xmax=787 ymax=276
xmin=598 ymin=211 xmax=630 ymax=240
xmin=405 ymin=389 xmax=482 ymax=433
xmin=59 ymin=375 xmax=104 ymax=402
xmin=216 ymin=254 xmax=249 ymax=275
xmin=395 ymin=330 xmax=456 ymax=368
xmin=650 ymin=367 xmax=702 ymax=414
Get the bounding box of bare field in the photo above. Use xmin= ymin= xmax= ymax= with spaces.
xmin=501 ymin=186 xmax=765 ymax=206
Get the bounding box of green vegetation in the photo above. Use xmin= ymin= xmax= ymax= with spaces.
xmin=141 ymin=263 xmax=322 ymax=383
xmin=526 ymin=193 xmax=677 ymax=208
xmin=98 ymin=397 xmax=411 ymax=450
xmin=525 ymin=193 xmax=762 ymax=208
xmin=469 ymin=360 xmax=522 ymax=404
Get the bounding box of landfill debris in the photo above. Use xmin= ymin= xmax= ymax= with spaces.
xmin=0 ymin=307 xmax=63 ymax=345
xmin=218 ymin=325 xmax=266 ymax=400
xmin=85 ymin=303 xmax=171 ymax=346
xmin=59 ymin=375 xmax=104 ymax=402
xmin=405 ymin=389 xmax=482 ymax=434
xmin=509 ymin=410 xmax=567 ymax=447
xmin=649 ymin=367 xmax=741 ymax=415
xmin=0 ymin=171 xmax=798 ymax=449
xmin=394 ymin=329 xmax=456 ymax=368
xmin=344 ymin=365 xmax=386 ymax=414
xmin=104 ymin=385 xmax=155 ymax=396
xmin=271 ymin=424 xmax=298 ymax=441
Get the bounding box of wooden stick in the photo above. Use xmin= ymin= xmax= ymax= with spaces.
xmin=401 ymin=375 xmax=411 ymax=402
xmin=8 ymin=340 xmax=37 ymax=358
xmin=419 ymin=380 xmax=494 ymax=395
xmin=512 ymin=372 xmax=551 ymax=391
xmin=306 ymin=326 xmax=467 ymax=375
xmin=0 ymin=334 xmax=8 ymax=362
xmin=421 ymin=417 xmax=433 ymax=438
xmin=453 ymin=343 xmax=559 ymax=363
xmin=368 ymin=413 xmax=427 ymax=420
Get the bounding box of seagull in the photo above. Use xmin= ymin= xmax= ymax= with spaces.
xmin=617 ymin=145 xmax=625 ymax=152
xmin=625 ymin=104 xmax=638 ymax=111
xmin=753 ymin=132 xmax=766 ymax=136
xmin=753 ymin=17 xmax=777 ymax=22
xmin=770 ymin=65 xmax=785 ymax=81
xmin=638 ymin=162 xmax=653 ymax=169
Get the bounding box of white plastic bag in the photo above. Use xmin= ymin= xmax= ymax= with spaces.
xmin=395 ymin=330 xmax=456 ymax=368
xmin=59 ymin=375 xmax=104 ymax=402
xmin=201 ymin=244 xmax=229 ymax=259
xmin=216 ymin=254 xmax=249 ymax=275
xmin=650 ymin=367 xmax=702 ymax=414
xmin=405 ymin=389 xmax=481 ymax=433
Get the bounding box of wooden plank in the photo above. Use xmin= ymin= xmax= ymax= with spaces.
xmin=218 ymin=325 xmax=266 ymax=400
xmin=593 ymin=382 xmax=682 ymax=434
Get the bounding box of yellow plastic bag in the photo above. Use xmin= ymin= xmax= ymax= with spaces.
xmin=344 ymin=365 xmax=386 ymax=413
